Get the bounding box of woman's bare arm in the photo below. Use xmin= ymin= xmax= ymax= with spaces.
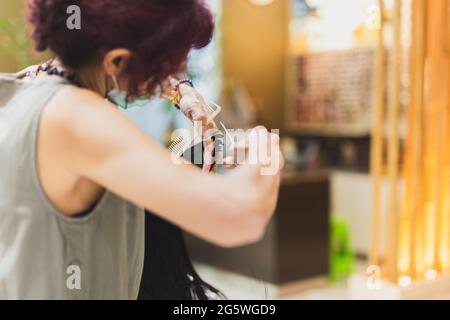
xmin=40 ymin=86 xmax=282 ymax=247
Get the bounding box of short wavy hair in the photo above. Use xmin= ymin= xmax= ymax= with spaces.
xmin=27 ymin=0 xmax=214 ymax=96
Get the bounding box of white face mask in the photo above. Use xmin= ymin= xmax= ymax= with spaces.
xmin=106 ymin=75 xmax=150 ymax=110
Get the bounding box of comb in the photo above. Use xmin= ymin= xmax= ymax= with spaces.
xmin=205 ymin=101 xmax=221 ymax=126
xmin=168 ymin=131 xmax=198 ymax=158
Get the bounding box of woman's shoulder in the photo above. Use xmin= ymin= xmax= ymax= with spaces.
xmin=45 ymin=84 xmax=117 ymax=131
xmin=42 ymin=82 xmax=147 ymax=159
xmin=40 ymin=83 xmax=131 ymax=159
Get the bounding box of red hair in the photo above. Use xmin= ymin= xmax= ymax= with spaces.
xmin=27 ymin=0 xmax=214 ymax=96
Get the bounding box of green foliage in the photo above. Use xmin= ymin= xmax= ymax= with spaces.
xmin=0 ymin=18 xmax=43 ymax=70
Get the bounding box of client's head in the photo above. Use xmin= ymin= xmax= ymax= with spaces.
xmin=27 ymin=0 xmax=214 ymax=96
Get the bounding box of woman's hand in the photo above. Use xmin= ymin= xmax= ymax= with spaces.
xmin=222 ymin=127 xmax=285 ymax=173
xmin=229 ymin=127 xmax=284 ymax=172
xmin=163 ymin=78 xmax=218 ymax=173
xmin=160 ymin=77 xmax=211 ymax=124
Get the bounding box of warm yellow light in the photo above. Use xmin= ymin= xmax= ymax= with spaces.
xmin=372 ymin=0 xmax=450 ymax=287
xmin=398 ymin=276 xmax=412 ymax=287
xmin=424 ymin=202 xmax=436 ymax=268
xmin=424 ymin=269 xmax=438 ymax=281
xmin=248 ymin=0 xmax=274 ymax=6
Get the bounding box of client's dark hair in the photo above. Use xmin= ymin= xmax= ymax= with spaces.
xmin=140 ymin=210 xmax=225 ymax=300
xmin=28 ymin=0 xmax=223 ymax=300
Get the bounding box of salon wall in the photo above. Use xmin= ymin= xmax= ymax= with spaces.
xmin=221 ymin=0 xmax=289 ymax=132
xmin=0 ymin=1 xmax=25 ymax=72
xmin=0 ymin=1 xmax=23 ymax=19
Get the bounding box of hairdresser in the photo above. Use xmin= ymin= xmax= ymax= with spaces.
xmin=0 ymin=0 xmax=283 ymax=299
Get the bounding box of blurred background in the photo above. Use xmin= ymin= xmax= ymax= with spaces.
xmin=1 ymin=0 xmax=449 ymax=299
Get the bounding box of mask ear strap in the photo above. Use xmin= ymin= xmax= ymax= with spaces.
xmin=112 ymin=75 xmax=120 ymax=91
xmin=110 ymin=75 xmax=129 ymax=109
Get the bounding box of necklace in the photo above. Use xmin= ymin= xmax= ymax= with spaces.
xmin=24 ymin=58 xmax=76 ymax=83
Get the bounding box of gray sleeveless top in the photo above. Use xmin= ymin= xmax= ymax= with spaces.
xmin=0 ymin=74 xmax=145 ymax=300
